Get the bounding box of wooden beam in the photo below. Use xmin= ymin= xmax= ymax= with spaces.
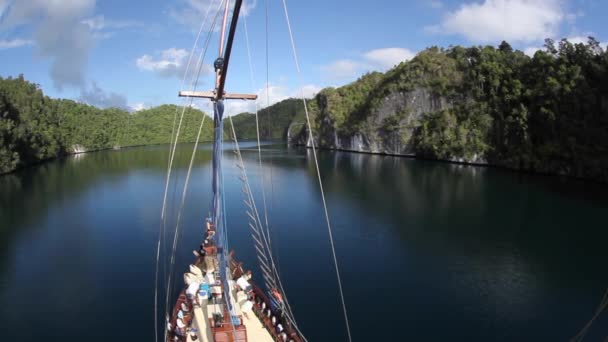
xmin=223 ymin=93 xmax=257 ymax=100
xmin=179 ymin=90 xmax=257 ymax=100
xmin=179 ymin=91 xmax=215 ymax=99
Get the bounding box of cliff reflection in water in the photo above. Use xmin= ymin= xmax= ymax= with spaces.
xmin=310 ymin=149 xmax=608 ymax=339
xmin=0 ymin=143 xmax=606 ymax=341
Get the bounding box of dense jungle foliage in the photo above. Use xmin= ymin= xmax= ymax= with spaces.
xmin=302 ymin=38 xmax=608 ymax=181
xmin=229 ymin=98 xmax=306 ymax=140
xmin=0 ymin=75 xmax=214 ymax=173
xmin=3 ymin=38 xmax=608 ymax=181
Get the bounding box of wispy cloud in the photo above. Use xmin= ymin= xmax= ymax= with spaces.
xmin=363 ymin=48 xmax=416 ymax=70
xmin=0 ymin=38 xmax=34 ymax=50
xmin=1 ymin=0 xmax=96 ymax=89
xmin=427 ymin=0 xmax=564 ymax=43
xmin=321 ymin=47 xmax=416 ymax=82
xmin=321 ymin=59 xmax=363 ymax=80
xmin=130 ymin=103 xmax=147 ymax=112
xmin=136 ymin=47 xmax=212 ymax=79
xmin=82 ymin=15 xmax=143 ymax=31
xmin=170 ymin=0 xmax=257 ymax=29
xmin=523 ymin=36 xmax=608 ymax=57
xmin=81 ymin=15 xmax=144 ymax=40
xmin=226 ymin=82 xmax=321 ymax=116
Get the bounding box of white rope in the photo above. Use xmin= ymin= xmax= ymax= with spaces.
xmin=164 ymin=0 xmax=224 ymax=302
xmin=571 ymin=287 xmax=608 ymax=342
xmin=154 ymin=2 xmax=217 ymax=340
xmin=159 ymin=2 xmax=225 ymax=341
xmin=228 ymin=116 xmax=308 ymax=342
xmin=280 ymin=0 xmax=353 ymax=341
xmin=243 ymin=13 xmax=272 ymax=262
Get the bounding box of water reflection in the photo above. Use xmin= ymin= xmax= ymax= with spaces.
xmin=0 ymin=143 xmax=607 ymax=341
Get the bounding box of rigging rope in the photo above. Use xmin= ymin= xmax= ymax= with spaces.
xmin=242 ymin=11 xmax=273 ymax=273
xmin=154 ymin=1 xmax=217 ymax=340
xmin=228 ymin=115 xmax=308 ymax=342
xmin=157 ymin=2 xmax=225 ymax=341
xmin=570 ymin=287 xmax=608 ymax=342
xmin=164 ymin=0 xmax=223 ymax=305
xmin=263 ymin=0 xmax=281 ymax=282
xmin=243 ymin=12 xmax=271 ymax=248
xmin=280 ymin=0 xmax=353 ymax=341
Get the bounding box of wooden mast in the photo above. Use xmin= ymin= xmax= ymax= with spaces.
xmin=178 ymin=0 xmax=256 ymax=102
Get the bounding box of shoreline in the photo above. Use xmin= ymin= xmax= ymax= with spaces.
xmin=291 ymin=143 xmax=608 ymax=185
xmin=3 ymin=141 xmax=606 ymax=185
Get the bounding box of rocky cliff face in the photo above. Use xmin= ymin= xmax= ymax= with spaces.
xmin=290 ymin=87 xmax=488 ymax=162
xmin=287 ymin=43 xmax=608 ymax=183
xmin=332 ymin=88 xmax=447 ymax=153
xmin=289 ymin=48 xmax=489 ymax=165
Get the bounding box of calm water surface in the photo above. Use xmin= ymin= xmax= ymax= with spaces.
xmin=1 ymin=143 xmax=607 ymax=341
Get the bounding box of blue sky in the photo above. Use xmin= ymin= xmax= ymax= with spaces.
xmin=1 ymin=0 xmax=607 ymax=114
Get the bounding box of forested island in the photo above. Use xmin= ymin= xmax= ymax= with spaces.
xmin=2 ymin=38 xmax=607 ymax=181
xmin=0 ymin=76 xmax=216 ymax=174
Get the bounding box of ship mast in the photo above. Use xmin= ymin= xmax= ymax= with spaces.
xmin=178 ymin=0 xmax=256 ymax=102
xmin=178 ymin=0 xmax=256 ymax=324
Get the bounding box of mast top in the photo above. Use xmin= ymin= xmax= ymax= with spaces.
xmin=179 ymin=0 xmax=256 ymax=103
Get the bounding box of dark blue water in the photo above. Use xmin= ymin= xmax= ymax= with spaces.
xmin=1 ymin=143 xmax=607 ymax=341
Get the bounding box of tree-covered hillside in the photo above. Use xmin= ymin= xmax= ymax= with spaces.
xmin=3 ymin=37 xmax=608 ymax=181
xmin=289 ymin=38 xmax=608 ymax=182
xmin=0 ymin=75 xmax=214 ymax=174
xmin=228 ymin=98 xmax=306 ymax=140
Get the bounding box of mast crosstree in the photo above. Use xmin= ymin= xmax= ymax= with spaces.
xmin=164 ymin=1 xmax=309 ymax=341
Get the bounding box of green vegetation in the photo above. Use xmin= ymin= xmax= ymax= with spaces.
xmin=228 ymin=98 xmax=306 ymax=140
xmin=3 ymin=37 xmax=608 ymax=181
xmin=292 ymin=38 xmax=608 ymax=181
xmin=0 ymin=75 xmax=213 ymax=174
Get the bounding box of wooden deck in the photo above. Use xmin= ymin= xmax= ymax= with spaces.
xmin=241 ymin=311 xmax=274 ymax=342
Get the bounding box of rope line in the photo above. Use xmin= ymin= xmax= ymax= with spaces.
xmin=228 ymin=115 xmax=308 ymax=342
xmin=154 ymin=1 xmax=218 ymax=339
xmin=571 ymin=287 xmax=608 ymax=342
xmin=243 ymin=11 xmax=273 ymax=275
xmin=280 ymin=0 xmax=353 ymax=341
xmin=157 ymin=2 xmax=225 ymax=341
xmin=262 ymin=0 xmax=275 ymax=256
xmin=164 ymin=0 xmax=224 ymax=306
xmin=243 ymin=15 xmax=271 ymax=239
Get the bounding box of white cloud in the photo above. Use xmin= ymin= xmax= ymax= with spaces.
xmin=226 ymin=83 xmax=287 ymax=116
xmin=137 ymin=48 xmax=189 ymax=73
xmin=171 ymin=0 xmax=257 ymax=29
xmin=564 ymin=36 xmax=607 ymax=49
xmin=523 ymin=46 xmax=541 ymax=57
xmin=130 ymin=103 xmax=147 ymax=112
xmin=299 ymin=84 xmax=322 ymax=98
xmin=1 ymin=0 xmax=96 ymax=89
xmin=81 ymin=15 xmax=105 ymax=30
xmin=432 ymin=0 xmax=564 ymax=43
xmin=223 ymin=83 xmax=321 ymax=116
xmin=81 ymin=15 xmax=143 ymax=40
xmin=321 ymin=59 xmax=363 ymax=80
xmin=82 ymin=15 xmax=143 ymax=31
xmin=321 ymin=47 xmax=417 ymax=82
xmin=0 ymin=38 xmax=34 ymax=50
xmin=363 ymin=48 xmax=415 ymax=70
xmin=136 ymin=48 xmax=213 ymax=80
xmin=565 ymin=36 xmax=589 ymax=45
xmin=523 ymin=36 xmax=608 ymax=56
